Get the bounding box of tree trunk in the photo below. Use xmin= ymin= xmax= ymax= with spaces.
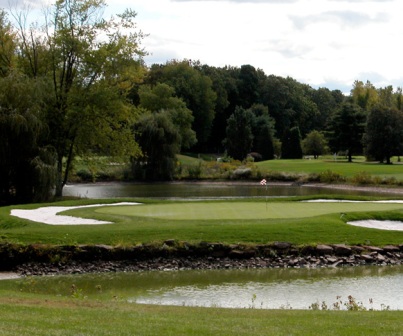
xmin=55 ymin=155 xmax=64 ymax=197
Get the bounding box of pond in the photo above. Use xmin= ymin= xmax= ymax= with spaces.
xmin=6 ymin=265 xmax=403 ymax=310
xmin=63 ymin=182 xmax=392 ymax=199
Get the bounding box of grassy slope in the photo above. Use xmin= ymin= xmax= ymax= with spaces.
xmin=0 ymin=296 xmax=402 ymax=336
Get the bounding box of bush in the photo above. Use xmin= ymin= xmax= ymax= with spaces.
xmin=350 ymin=171 xmax=373 ymax=185
xmin=187 ymin=162 xmax=203 ymax=179
xmin=76 ymin=169 xmax=94 ymax=182
xmin=231 ymin=167 xmax=252 ymax=179
xmin=319 ymin=170 xmax=346 ymax=183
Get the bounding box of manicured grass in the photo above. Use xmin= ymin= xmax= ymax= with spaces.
xmin=256 ymin=158 xmax=403 ymax=180
xmin=2 ymin=198 xmax=403 ymax=246
xmin=0 ymin=295 xmax=402 ymax=336
xmin=97 ymin=201 xmax=403 ymax=220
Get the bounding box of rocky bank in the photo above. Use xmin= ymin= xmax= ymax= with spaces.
xmin=1 ymin=241 xmax=401 ymax=277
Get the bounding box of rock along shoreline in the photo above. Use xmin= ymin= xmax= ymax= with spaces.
xmin=1 ymin=241 xmax=402 ymax=277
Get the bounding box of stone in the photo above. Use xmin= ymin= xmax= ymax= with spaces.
xmin=316 ymin=244 xmax=334 ymax=255
xmin=332 ymin=244 xmax=352 ymax=256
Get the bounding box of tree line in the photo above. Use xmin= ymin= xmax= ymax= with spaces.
xmin=1 ymin=0 xmax=403 ymax=205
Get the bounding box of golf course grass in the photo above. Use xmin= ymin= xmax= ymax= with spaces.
xmin=95 ymin=200 xmax=403 ymax=220
xmin=3 ymin=197 xmax=403 ymax=245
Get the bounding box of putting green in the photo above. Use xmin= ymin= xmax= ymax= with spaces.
xmin=95 ymin=201 xmax=403 ymax=220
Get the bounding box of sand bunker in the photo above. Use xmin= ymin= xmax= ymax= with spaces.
xmin=305 ymin=199 xmax=403 ymax=231
xmin=347 ymin=219 xmax=403 ymax=231
xmin=11 ymin=202 xmax=139 ymax=225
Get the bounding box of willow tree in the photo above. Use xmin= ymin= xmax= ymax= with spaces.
xmin=13 ymin=0 xmax=146 ymax=196
xmin=0 ymin=72 xmax=57 ymax=204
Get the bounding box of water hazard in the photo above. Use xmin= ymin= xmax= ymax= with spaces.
xmin=63 ymin=182 xmax=391 ymax=199
xmin=7 ymin=265 xmax=403 ymax=310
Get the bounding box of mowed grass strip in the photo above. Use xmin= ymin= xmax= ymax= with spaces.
xmin=95 ymin=201 xmax=403 ymax=220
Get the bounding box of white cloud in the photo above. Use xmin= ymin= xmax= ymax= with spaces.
xmin=5 ymin=0 xmax=402 ymax=91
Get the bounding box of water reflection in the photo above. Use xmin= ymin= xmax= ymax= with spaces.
xmin=64 ymin=182 xmax=387 ymax=199
xmin=8 ymin=265 xmax=403 ymax=310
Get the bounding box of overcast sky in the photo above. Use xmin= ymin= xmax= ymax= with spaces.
xmin=4 ymin=0 xmax=402 ymax=93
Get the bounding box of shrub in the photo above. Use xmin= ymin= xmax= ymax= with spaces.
xmin=187 ymin=162 xmax=203 ymax=179
xmin=319 ymin=170 xmax=345 ymax=183
xmin=76 ymin=169 xmax=94 ymax=182
xmin=231 ymin=167 xmax=252 ymax=179
xmin=350 ymin=171 xmax=373 ymax=185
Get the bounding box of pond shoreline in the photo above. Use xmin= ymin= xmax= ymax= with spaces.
xmin=2 ymin=241 xmax=402 ymax=278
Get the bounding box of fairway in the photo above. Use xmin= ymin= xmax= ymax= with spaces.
xmin=95 ymin=201 xmax=403 ymax=220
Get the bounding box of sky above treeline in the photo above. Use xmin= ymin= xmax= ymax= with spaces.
xmin=4 ymin=0 xmax=402 ymax=94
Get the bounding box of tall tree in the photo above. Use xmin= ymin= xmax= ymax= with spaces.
xmin=223 ymin=107 xmax=253 ymax=161
xmin=363 ymin=106 xmax=403 ymax=164
xmin=132 ymin=112 xmax=180 ymax=180
xmin=237 ymin=64 xmax=259 ymax=108
xmin=0 ymin=10 xmax=16 ymax=77
xmin=281 ymin=126 xmax=302 ymax=159
xmin=13 ymin=0 xmax=146 ymax=196
xmin=138 ymin=83 xmax=196 ymax=150
xmin=146 ymin=60 xmax=216 ymax=151
xmin=302 ymin=130 xmax=328 ymax=159
xmin=327 ymin=102 xmax=366 ymax=162
xmin=0 ymin=72 xmax=57 ymax=204
xmin=350 ymin=80 xmax=378 ymax=110
xmin=248 ymin=104 xmax=275 ymax=160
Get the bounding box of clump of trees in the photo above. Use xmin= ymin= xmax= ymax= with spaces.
xmin=3 ymin=2 xmax=403 ymax=205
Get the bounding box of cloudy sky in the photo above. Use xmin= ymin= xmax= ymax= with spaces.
xmin=4 ymin=0 xmax=402 ymax=93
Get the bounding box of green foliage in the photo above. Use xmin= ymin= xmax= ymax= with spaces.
xmin=11 ymin=0 xmax=146 ymax=196
xmin=319 ymin=170 xmax=346 ymax=183
xmin=146 ymin=60 xmax=217 ymax=148
xmin=363 ymin=106 xmax=403 ymax=164
xmin=327 ymin=102 xmax=366 ymax=162
xmin=0 ymin=72 xmax=57 ymax=204
xmin=132 ymin=112 xmax=180 ymax=180
xmin=186 ymin=161 xmax=203 ymax=179
xmin=138 ymin=83 xmax=197 ymax=150
xmin=281 ymin=126 xmax=303 ymax=159
xmin=302 ymin=130 xmax=329 ymax=159
xmin=224 ymin=107 xmax=254 ymax=161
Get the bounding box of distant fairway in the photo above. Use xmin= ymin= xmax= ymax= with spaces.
xmin=96 ymin=201 xmax=403 ymax=220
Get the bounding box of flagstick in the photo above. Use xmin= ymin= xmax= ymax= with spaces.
xmin=260 ymin=179 xmax=268 ymax=210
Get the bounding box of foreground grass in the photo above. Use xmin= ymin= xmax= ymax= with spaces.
xmin=0 ymin=295 xmax=402 ymax=336
xmin=2 ymin=197 xmax=403 ymax=246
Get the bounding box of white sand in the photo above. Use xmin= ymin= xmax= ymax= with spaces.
xmin=347 ymin=219 xmax=403 ymax=231
xmin=305 ymin=199 xmax=403 ymax=231
xmin=10 ymin=202 xmax=140 ymax=225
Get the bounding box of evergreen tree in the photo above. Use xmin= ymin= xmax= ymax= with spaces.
xmin=281 ymin=126 xmax=302 ymax=159
xmin=223 ymin=107 xmax=253 ymax=161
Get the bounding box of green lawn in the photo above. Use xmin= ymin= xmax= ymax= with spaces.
xmin=0 ymin=295 xmax=402 ymax=336
xmin=97 ymin=201 xmax=403 ymax=220
xmin=2 ymin=198 xmax=403 ymax=246
xmin=256 ymin=158 xmax=403 ymax=180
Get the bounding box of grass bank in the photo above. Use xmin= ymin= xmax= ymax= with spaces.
xmin=0 ymin=294 xmax=402 ymax=336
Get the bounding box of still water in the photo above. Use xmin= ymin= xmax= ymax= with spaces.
xmin=8 ymin=266 xmax=403 ymax=310
xmin=63 ymin=182 xmax=389 ymax=199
